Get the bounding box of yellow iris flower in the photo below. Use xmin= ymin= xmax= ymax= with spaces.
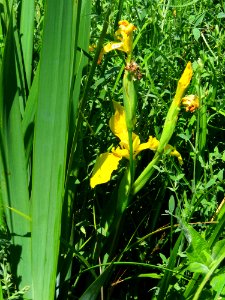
xmin=98 ymin=20 xmax=136 ymax=64
xmin=90 ymin=102 xmax=182 ymax=188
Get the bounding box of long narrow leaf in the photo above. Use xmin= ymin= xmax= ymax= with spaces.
xmin=0 ymin=11 xmax=32 ymax=297
xmin=19 ymin=0 xmax=35 ymax=88
xmin=31 ymin=1 xmax=74 ymax=299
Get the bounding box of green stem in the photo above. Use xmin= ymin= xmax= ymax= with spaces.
xmin=132 ymin=154 xmax=160 ymax=195
xmin=132 ymin=62 xmax=193 ymax=194
xmin=128 ymin=128 xmax=134 ymax=184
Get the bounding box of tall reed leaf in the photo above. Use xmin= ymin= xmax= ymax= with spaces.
xmin=20 ymin=0 xmax=35 ymax=88
xmin=0 ymin=12 xmax=32 ymax=296
xmin=31 ymin=0 xmax=74 ymax=298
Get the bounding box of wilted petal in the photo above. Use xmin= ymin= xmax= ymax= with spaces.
xmin=118 ymin=20 xmax=137 ymax=34
xmin=90 ymin=153 xmax=122 ymax=188
xmin=182 ymin=94 xmax=199 ymax=112
xmin=171 ymin=149 xmax=183 ymax=165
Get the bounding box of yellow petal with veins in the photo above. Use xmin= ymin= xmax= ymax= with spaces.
xmin=109 ymin=101 xmax=128 ymax=142
xmin=112 ymin=146 xmax=129 ymax=159
xmin=132 ymin=135 xmax=141 ymax=153
xmin=104 ymin=42 xmax=123 ymax=52
xmin=90 ymin=153 xmax=122 ymax=188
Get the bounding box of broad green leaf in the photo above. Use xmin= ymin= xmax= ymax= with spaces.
xmin=187 ymin=262 xmax=209 ymax=274
xmin=212 ymin=239 xmax=225 ymax=261
xmin=22 ymin=64 xmax=40 ymax=165
xmin=168 ymin=195 xmax=175 ymax=213
xmin=192 ymin=28 xmax=201 ymax=41
xmin=185 ymin=225 xmax=212 ymax=266
xmin=210 ymin=272 xmax=225 ymax=295
xmin=194 ymin=13 xmax=205 ymax=27
xmin=217 ymin=12 xmax=225 ymax=18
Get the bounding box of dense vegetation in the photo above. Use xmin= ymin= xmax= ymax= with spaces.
xmin=0 ymin=0 xmax=225 ymax=299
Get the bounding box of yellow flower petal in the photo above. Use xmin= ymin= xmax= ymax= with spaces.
xmin=178 ymin=61 xmax=193 ymax=91
xmin=164 ymin=144 xmax=183 ymax=165
xmin=137 ymin=135 xmax=183 ymax=165
xmin=115 ymin=134 xmax=141 ymax=159
xmin=170 ymin=150 xmax=183 ymax=165
xmin=116 ymin=20 xmax=136 ymax=53
xmin=98 ymin=43 xmax=123 ymax=64
xmin=134 ymin=136 xmax=159 ymax=156
xmin=112 ymin=146 xmax=129 ymax=159
xmin=98 ymin=20 xmax=136 ymax=63
xmin=118 ymin=20 xmax=137 ymax=34
xmin=104 ymin=42 xmax=123 ymax=52
xmin=182 ymin=94 xmax=199 ymax=112
xmin=147 ymin=136 xmax=160 ymax=151
xmin=132 ymin=135 xmax=141 ymax=153
xmin=109 ymin=101 xmax=128 ymax=142
xmin=90 ymin=153 xmax=122 ymax=188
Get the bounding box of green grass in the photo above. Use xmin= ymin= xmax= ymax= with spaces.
xmin=0 ymin=0 xmax=225 ymax=299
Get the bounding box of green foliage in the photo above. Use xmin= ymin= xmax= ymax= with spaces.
xmin=0 ymin=0 xmax=225 ymax=299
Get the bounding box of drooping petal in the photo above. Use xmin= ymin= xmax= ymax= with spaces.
xmin=109 ymin=101 xmax=128 ymax=142
xmin=164 ymin=145 xmax=183 ymax=165
xmin=133 ymin=136 xmax=158 ymax=156
xmin=136 ymin=135 xmax=183 ymax=165
xmin=147 ymin=136 xmax=160 ymax=151
xmin=97 ymin=42 xmax=123 ymax=64
xmin=98 ymin=20 xmax=136 ymax=63
xmin=182 ymin=94 xmax=199 ymax=112
xmin=170 ymin=149 xmax=183 ymax=165
xmin=104 ymin=42 xmax=123 ymax=52
xmin=90 ymin=153 xmax=122 ymax=188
